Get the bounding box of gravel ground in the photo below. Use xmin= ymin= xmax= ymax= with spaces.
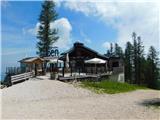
xmin=1 ymin=78 xmax=160 ymax=119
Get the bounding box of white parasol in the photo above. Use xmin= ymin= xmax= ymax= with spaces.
xmin=85 ymin=58 xmax=106 ymax=64
xmin=66 ymin=53 xmax=69 ymax=68
xmin=85 ymin=58 xmax=106 ymax=73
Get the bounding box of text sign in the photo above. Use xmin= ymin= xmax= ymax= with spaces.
xmin=49 ymin=47 xmax=59 ymax=57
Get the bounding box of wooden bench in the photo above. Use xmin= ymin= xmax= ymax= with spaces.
xmin=11 ymin=72 xmax=33 ymax=84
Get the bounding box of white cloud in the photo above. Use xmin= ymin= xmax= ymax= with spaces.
xmin=102 ymin=41 xmax=110 ymax=49
xmin=26 ymin=18 xmax=72 ymax=49
xmin=60 ymin=0 xmax=160 ymax=53
xmin=84 ymin=38 xmax=91 ymax=43
xmin=51 ymin=18 xmax=72 ymax=49
xmin=23 ymin=22 xmax=40 ymax=36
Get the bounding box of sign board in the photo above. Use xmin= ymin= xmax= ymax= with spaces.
xmin=49 ymin=47 xmax=59 ymax=57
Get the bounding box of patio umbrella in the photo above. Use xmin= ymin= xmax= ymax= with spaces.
xmin=85 ymin=58 xmax=106 ymax=64
xmin=49 ymin=59 xmax=63 ymax=64
xmin=48 ymin=58 xmax=63 ymax=72
xmin=85 ymin=58 xmax=106 ymax=73
xmin=66 ymin=53 xmax=69 ymax=68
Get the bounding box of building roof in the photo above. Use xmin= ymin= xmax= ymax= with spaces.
xmin=19 ymin=57 xmax=44 ymax=63
xmin=43 ymin=56 xmax=59 ymax=61
xmin=61 ymin=42 xmax=108 ymax=60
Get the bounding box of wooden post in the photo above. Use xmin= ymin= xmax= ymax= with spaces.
xmin=62 ymin=67 xmax=64 ymax=77
xmin=79 ymin=67 xmax=80 ymax=75
xmin=71 ymin=65 xmax=72 ymax=76
xmin=35 ymin=63 xmax=37 ymax=76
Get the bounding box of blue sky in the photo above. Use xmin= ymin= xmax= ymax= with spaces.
xmin=1 ymin=0 xmax=159 ymax=74
xmin=1 ymin=1 xmax=117 ymax=72
xmin=57 ymin=5 xmax=117 ymax=51
xmin=2 ymin=1 xmax=41 ymax=71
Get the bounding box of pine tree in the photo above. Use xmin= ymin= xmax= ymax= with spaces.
xmin=140 ymin=56 xmax=148 ymax=84
xmin=132 ymin=32 xmax=138 ymax=84
xmin=114 ymin=43 xmax=123 ymax=58
xmin=110 ymin=43 xmax=113 ymax=56
xmin=131 ymin=32 xmax=144 ymax=84
xmin=124 ymin=41 xmax=133 ymax=83
xmin=147 ymin=46 xmax=159 ymax=88
xmin=136 ymin=36 xmax=144 ymax=84
xmin=105 ymin=50 xmax=111 ymax=57
xmin=37 ymin=0 xmax=59 ymax=57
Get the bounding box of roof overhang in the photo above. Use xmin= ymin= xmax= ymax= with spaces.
xmin=20 ymin=57 xmax=44 ymax=64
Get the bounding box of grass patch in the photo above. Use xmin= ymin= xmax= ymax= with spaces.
xmin=80 ymin=80 xmax=147 ymax=94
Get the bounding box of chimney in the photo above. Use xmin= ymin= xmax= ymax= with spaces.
xmin=74 ymin=42 xmax=84 ymax=47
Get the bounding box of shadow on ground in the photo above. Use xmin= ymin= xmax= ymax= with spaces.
xmin=139 ymin=98 xmax=160 ymax=108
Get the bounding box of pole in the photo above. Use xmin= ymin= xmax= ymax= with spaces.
xmin=95 ymin=63 xmax=97 ymax=74
xmin=62 ymin=67 xmax=64 ymax=77
xmin=71 ymin=65 xmax=72 ymax=76
xmin=35 ymin=63 xmax=37 ymax=77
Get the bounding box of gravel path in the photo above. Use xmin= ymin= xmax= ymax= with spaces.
xmin=1 ymin=78 xmax=160 ymax=119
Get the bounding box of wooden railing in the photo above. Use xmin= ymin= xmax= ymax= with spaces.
xmin=58 ymin=73 xmax=110 ymax=82
xmin=11 ymin=72 xmax=33 ymax=84
xmin=6 ymin=67 xmax=23 ymax=75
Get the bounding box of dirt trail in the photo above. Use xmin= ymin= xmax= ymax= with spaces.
xmin=1 ymin=79 xmax=160 ymax=119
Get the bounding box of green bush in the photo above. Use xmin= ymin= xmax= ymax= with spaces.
xmin=1 ymin=75 xmax=12 ymax=87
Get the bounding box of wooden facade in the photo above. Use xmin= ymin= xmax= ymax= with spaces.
xmin=60 ymin=42 xmax=124 ymax=74
xmin=108 ymin=56 xmax=124 ymax=73
xmin=60 ymin=42 xmax=108 ymax=74
xmin=18 ymin=42 xmax=124 ymax=76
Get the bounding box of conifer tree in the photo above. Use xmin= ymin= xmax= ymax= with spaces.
xmin=110 ymin=43 xmax=113 ymax=56
xmin=114 ymin=43 xmax=123 ymax=58
xmin=124 ymin=41 xmax=133 ymax=83
xmin=37 ymin=0 xmax=59 ymax=57
xmin=136 ymin=36 xmax=144 ymax=84
xmin=147 ymin=46 xmax=159 ymax=88
xmin=105 ymin=50 xmax=111 ymax=57
xmin=132 ymin=32 xmax=138 ymax=84
xmin=132 ymin=32 xmax=144 ymax=84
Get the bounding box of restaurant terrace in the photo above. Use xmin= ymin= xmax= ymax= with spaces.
xmin=5 ymin=42 xmax=124 ymax=84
